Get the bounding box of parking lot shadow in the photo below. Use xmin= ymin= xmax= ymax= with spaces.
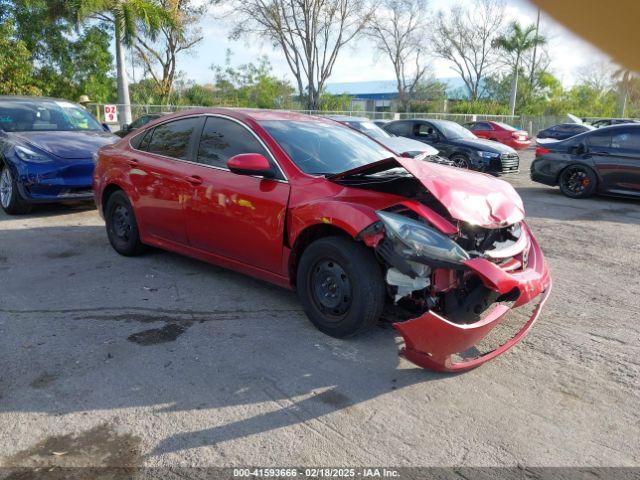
xmin=0 ymin=201 xmax=96 ymax=222
xmin=0 ymin=223 xmax=447 ymax=461
xmin=516 ymin=186 xmax=640 ymax=226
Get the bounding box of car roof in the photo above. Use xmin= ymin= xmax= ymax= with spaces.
xmin=152 ymin=107 xmax=337 ymax=125
xmin=324 ymin=115 xmax=370 ymax=122
xmin=0 ymin=95 xmax=81 ymax=103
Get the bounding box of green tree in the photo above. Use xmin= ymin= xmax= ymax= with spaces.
xmin=3 ymin=0 xmax=115 ymax=102
xmin=70 ymin=0 xmax=176 ymax=123
xmin=0 ymin=21 xmax=41 ymax=95
xmin=493 ymin=21 xmax=546 ymax=115
xmin=210 ymin=53 xmax=294 ymax=109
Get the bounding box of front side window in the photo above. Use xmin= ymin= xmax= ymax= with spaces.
xmin=0 ymin=99 xmax=103 ymax=132
xmin=146 ymin=117 xmax=199 ymax=160
xmin=611 ymin=129 xmax=640 ymax=150
xmin=260 ymin=120 xmax=391 ymax=175
xmin=385 ymin=122 xmax=411 ymax=136
xmin=475 ymin=122 xmax=492 ymax=131
xmin=197 ymin=117 xmax=269 ymax=168
xmin=434 ymin=121 xmax=477 ymax=140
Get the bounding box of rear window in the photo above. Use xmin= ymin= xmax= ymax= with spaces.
xmin=146 ymin=117 xmax=199 ymax=160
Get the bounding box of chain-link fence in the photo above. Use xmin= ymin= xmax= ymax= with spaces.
xmin=89 ymin=103 xmax=583 ymax=136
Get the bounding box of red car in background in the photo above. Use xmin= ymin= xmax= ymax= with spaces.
xmin=464 ymin=120 xmax=532 ymax=150
xmin=93 ymin=109 xmax=551 ymax=372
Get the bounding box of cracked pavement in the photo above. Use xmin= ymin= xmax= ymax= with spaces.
xmin=0 ymin=150 xmax=639 ymax=469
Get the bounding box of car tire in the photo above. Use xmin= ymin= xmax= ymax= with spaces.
xmin=559 ymin=165 xmax=597 ymax=199
xmin=450 ymin=154 xmax=470 ymax=169
xmin=105 ymin=190 xmax=146 ymax=256
xmin=296 ymin=236 xmax=385 ymax=338
xmin=0 ymin=165 xmax=32 ymax=215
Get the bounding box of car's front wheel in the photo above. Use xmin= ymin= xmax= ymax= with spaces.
xmin=296 ymin=236 xmax=385 ymax=338
xmin=450 ymin=154 xmax=470 ymax=169
xmin=559 ymin=165 xmax=597 ymax=199
xmin=105 ymin=190 xmax=146 ymax=256
xmin=0 ymin=165 xmax=32 ymax=215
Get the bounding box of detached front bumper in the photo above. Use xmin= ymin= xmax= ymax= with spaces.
xmin=393 ymin=224 xmax=551 ymax=372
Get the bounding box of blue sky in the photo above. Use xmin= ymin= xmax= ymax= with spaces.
xmin=161 ymin=0 xmax=613 ymax=88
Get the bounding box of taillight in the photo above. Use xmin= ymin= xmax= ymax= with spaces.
xmin=535 ymin=146 xmax=551 ymax=157
xmin=512 ymin=131 xmax=528 ymax=139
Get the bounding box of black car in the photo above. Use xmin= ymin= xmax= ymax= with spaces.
xmin=115 ymin=113 xmax=167 ymax=137
xmin=536 ymin=123 xmax=594 ymax=141
xmin=383 ymin=119 xmax=519 ymax=175
xmin=531 ymin=124 xmax=640 ymax=199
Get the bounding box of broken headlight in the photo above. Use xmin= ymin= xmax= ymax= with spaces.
xmin=377 ymin=210 xmax=470 ymax=268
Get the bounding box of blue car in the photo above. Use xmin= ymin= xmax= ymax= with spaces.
xmin=0 ymin=96 xmax=118 ymax=214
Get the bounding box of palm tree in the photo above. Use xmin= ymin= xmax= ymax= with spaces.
xmin=70 ymin=0 xmax=176 ymax=125
xmin=493 ymin=21 xmax=546 ymax=116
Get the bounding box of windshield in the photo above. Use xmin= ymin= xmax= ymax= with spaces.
xmin=260 ymin=120 xmax=392 ymax=175
xmin=494 ymin=121 xmax=517 ymax=131
xmin=345 ymin=120 xmax=391 ymax=140
xmin=438 ymin=121 xmax=477 ymax=140
xmin=0 ymin=99 xmax=103 ymax=132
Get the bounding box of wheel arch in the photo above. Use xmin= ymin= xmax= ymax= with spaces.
xmin=101 ymin=183 xmax=126 ymax=215
xmin=288 ymin=223 xmax=355 ymax=287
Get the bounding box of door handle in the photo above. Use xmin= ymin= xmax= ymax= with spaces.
xmin=127 ymin=158 xmax=139 ymax=167
xmin=185 ymin=175 xmax=203 ymax=186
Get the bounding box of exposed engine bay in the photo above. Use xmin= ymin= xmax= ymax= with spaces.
xmin=328 ymin=156 xmax=551 ymax=372
xmin=336 ymin=165 xmax=528 ymax=326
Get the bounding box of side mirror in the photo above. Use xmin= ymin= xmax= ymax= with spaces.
xmin=102 ymin=123 xmax=111 ymax=132
xmin=227 ymin=153 xmax=274 ymax=178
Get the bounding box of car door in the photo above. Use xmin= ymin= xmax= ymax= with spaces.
xmin=581 ymin=129 xmax=620 ymax=190
xmin=608 ymin=128 xmax=640 ymax=194
xmin=181 ymin=115 xmax=290 ymax=273
xmin=128 ymin=117 xmax=199 ymax=245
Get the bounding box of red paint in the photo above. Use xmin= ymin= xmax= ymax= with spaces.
xmin=468 ymin=121 xmax=532 ymax=150
xmin=227 ymin=153 xmax=272 ymax=176
xmin=93 ymin=108 xmax=551 ymax=373
xmin=399 ymin=200 xmax=459 ymax=235
xmin=396 ymin=157 xmax=525 ymax=228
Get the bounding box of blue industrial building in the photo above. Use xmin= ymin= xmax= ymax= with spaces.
xmin=324 ymin=78 xmax=470 ymax=112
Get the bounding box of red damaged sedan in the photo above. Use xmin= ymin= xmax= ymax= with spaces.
xmin=464 ymin=120 xmax=532 ymax=150
xmin=93 ymin=109 xmax=551 ymax=372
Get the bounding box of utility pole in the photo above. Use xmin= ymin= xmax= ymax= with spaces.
xmin=529 ymin=8 xmax=541 ymax=86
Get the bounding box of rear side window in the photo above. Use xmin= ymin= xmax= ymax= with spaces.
xmin=196 ymin=117 xmax=269 ymax=169
xmin=611 ymin=129 xmax=640 ymax=150
xmin=146 ymin=117 xmax=199 ymax=160
xmin=586 ymin=131 xmax=611 ymax=149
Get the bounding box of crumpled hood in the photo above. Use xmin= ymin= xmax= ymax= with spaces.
xmin=13 ymin=130 xmax=118 ymax=159
xmin=396 ymin=157 xmax=524 ymax=228
xmin=379 ymin=136 xmax=439 ymax=156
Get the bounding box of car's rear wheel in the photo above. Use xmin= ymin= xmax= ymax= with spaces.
xmin=451 ymin=154 xmax=470 ymax=169
xmin=105 ymin=190 xmax=145 ymax=256
xmin=559 ymin=165 xmax=597 ymax=199
xmin=296 ymin=236 xmax=385 ymax=338
xmin=0 ymin=165 xmax=32 ymax=215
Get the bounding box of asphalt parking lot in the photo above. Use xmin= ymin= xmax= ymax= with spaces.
xmin=1 ymin=149 xmax=639 ymax=470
